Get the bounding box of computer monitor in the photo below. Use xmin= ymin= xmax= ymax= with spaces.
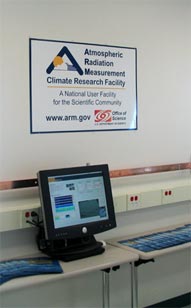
xmin=37 ymin=164 xmax=116 ymax=261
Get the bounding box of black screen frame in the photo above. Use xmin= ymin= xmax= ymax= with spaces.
xmin=37 ymin=164 xmax=116 ymax=240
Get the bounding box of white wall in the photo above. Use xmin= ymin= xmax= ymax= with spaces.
xmin=1 ymin=0 xmax=191 ymax=307
xmin=1 ymin=0 xmax=191 ymax=180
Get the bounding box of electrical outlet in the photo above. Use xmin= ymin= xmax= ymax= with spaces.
xmin=162 ymin=186 xmax=190 ymax=204
xmin=20 ymin=207 xmax=41 ymax=228
xmin=127 ymin=193 xmax=141 ymax=210
xmin=161 ymin=189 xmax=174 ymax=204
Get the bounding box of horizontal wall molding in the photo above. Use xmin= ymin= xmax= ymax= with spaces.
xmin=0 ymin=162 xmax=191 ymax=191
xmin=110 ymin=162 xmax=191 ymax=178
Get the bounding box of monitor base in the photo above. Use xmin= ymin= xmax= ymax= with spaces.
xmin=37 ymin=230 xmax=105 ymax=262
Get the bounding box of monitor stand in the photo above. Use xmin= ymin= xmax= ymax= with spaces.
xmin=37 ymin=230 xmax=105 ymax=262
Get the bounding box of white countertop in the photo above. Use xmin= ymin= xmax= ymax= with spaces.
xmin=0 ymin=244 xmax=138 ymax=293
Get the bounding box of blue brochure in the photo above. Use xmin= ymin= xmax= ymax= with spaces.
xmin=0 ymin=257 xmax=63 ymax=285
xmin=118 ymin=224 xmax=191 ymax=252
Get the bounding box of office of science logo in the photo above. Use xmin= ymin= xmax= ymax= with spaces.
xmin=94 ymin=110 xmax=112 ymax=122
xmin=46 ymin=46 xmax=83 ymax=75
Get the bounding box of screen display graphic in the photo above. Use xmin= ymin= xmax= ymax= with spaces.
xmin=48 ymin=172 xmax=108 ymax=229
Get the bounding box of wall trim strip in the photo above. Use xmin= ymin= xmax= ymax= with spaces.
xmin=0 ymin=162 xmax=190 ymax=191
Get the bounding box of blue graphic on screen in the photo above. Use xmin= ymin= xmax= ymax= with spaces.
xmin=48 ymin=172 xmax=108 ymax=229
xmin=54 ymin=195 xmax=74 ymax=212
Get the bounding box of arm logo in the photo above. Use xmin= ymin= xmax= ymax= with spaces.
xmin=46 ymin=46 xmax=83 ymax=75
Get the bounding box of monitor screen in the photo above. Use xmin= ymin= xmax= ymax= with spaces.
xmin=37 ymin=164 xmax=116 ymax=241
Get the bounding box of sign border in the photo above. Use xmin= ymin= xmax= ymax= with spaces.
xmin=29 ymin=38 xmax=138 ymax=134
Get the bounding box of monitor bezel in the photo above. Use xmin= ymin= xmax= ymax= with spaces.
xmin=37 ymin=164 xmax=116 ymax=240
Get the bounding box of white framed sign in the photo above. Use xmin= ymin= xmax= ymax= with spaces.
xmin=29 ymin=38 xmax=138 ymax=133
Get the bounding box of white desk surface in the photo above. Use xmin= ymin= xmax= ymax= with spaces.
xmin=107 ymin=223 xmax=191 ymax=260
xmin=0 ymin=244 xmax=138 ymax=293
